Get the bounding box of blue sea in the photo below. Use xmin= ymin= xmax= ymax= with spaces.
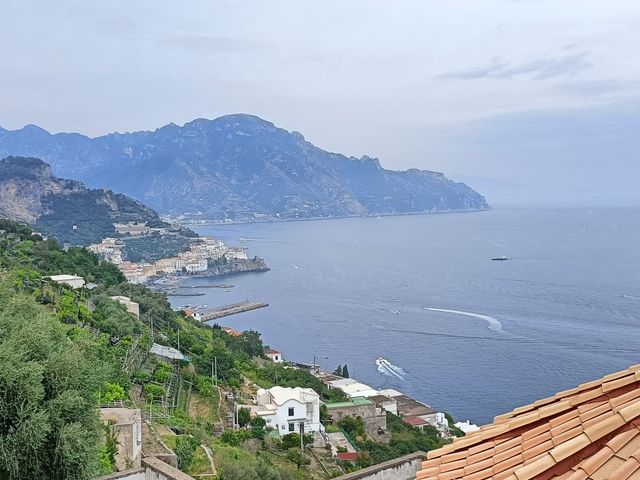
xmin=168 ymin=208 xmax=640 ymax=425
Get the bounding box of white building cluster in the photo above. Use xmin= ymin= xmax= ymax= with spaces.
xmin=87 ymin=227 xmax=249 ymax=284
xmin=87 ymin=237 xmax=124 ymax=264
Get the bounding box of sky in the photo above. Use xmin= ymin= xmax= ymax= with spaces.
xmin=1 ymin=0 xmax=639 ymax=206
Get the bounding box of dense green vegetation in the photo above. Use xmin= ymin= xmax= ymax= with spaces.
xmin=0 ymin=219 xmax=304 ymax=478
xmin=121 ymin=233 xmax=192 ymax=262
xmin=246 ymin=363 xmax=347 ymax=403
xmin=0 ymin=219 xmax=454 ymax=479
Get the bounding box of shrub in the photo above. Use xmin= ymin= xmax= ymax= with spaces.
xmin=144 ymin=383 xmax=165 ymax=400
xmin=101 ymin=383 xmax=127 ymax=403
xmin=175 ymin=435 xmax=200 ymax=471
xmin=220 ymin=429 xmax=250 ymax=447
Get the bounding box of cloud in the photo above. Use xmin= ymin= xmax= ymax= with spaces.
xmin=439 ymin=51 xmax=591 ymax=80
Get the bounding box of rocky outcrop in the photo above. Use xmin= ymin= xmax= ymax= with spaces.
xmin=0 ymin=156 xmax=164 ymax=245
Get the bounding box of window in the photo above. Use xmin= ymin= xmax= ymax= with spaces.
xmin=289 ymin=423 xmax=295 ymax=432
xmin=288 ymin=407 xmax=295 ymax=416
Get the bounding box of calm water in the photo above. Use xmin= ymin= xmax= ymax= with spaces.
xmin=169 ymin=208 xmax=640 ymax=425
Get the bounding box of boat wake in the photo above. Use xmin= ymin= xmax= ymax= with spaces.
xmin=376 ymin=356 xmax=405 ymax=380
xmin=288 ymin=263 xmax=300 ymax=270
xmin=619 ymin=294 xmax=640 ymax=300
xmin=423 ymin=307 xmax=503 ymax=331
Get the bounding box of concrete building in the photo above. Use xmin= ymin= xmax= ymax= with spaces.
xmin=45 ymin=274 xmax=86 ymax=289
xmin=114 ymin=222 xmax=151 ymax=236
xmin=253 ymin=386 xmax=323 ymax=435
xmin=327 ymin=378 xmax=359 ymax=390
xmin=110 ymin=296 xmax=140 ymax=319
xmin=184 ymin=259 xmax=208 ymax=273
xmin=100 ymin=408 xmax=143 ymax=470
xmin=368 ymin=394 xmax=398 ymax=416
xmin=339 ymin=382 xmax=381 ymax=399
xmin=325 ymin=396 xmax=387 ymax=434
xmin=224 ymin=247 xmax=248 ymax=261
xmin=393 ymin=394 xmax=446 ymax=428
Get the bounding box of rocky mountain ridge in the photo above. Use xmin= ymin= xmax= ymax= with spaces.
xmin=0 ymin=115 xmax=489 ymax=220
xmin=0 ymin=156 xmax=163 ymax=245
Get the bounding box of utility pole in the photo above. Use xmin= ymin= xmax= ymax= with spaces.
xmin=214 ymin=357 xmax=218 ymax=386
xmin=299 ymin=422 xmax=304 ymax=451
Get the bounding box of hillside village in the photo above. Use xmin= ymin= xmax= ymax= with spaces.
xmin=0 ymin=219 xmax=465 ymax=480
xmin=87 ymin=223 xmax=255 ymax=284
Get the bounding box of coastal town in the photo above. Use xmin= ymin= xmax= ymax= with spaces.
xmin=86 ymin=221 xmax=266 ymax=284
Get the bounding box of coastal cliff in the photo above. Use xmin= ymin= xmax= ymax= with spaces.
xmin=196 ymin=257 xmax=269 ymax=278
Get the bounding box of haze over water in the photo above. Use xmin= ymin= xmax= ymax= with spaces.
xmin=169 ymin=208 xmax=640 ymax=425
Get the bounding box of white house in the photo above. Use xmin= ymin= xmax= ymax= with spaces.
xmin=253 ymin=386 xmax=323 ymax=435
xmin=264 ymin=349 xmax=283 ymax=363
xmin=454 ymin=420 xmax=480 ymax=434
xmin=45 ymin=274 xmax=86 ymax=289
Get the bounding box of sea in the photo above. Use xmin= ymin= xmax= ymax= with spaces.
xmin=168 ymin=208 xmax=640 ymax=425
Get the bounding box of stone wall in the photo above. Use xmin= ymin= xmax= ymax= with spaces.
xmin=98 ymin=457 xmax=195 ymax=480
xmin=333 ymin=452 xmax=425 ymax=480
xmin=142 ymin=457 xmax=194 ymax=480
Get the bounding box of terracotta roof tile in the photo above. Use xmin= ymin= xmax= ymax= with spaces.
xmin=617 ymin=435 xmax=640 ymax=459
xmin=493 ymin=453 xmax=524 ymax=474
xmin=463 ymin=456 xmax=494 ymax=475
xmin=522 ymin=430 xmax=552 ymax=451
xmin=416 ymin=365 xmax=640 ymax=480
xmin=522 ymin=439 xmax=554 ymax=461
xmin=552 ymin=425 xmax=584 ymax=446
xmin=514 ymin=452 xmax=557 ymax=479
xmin=522 ymin=422 xmax=553 ymax=442
xmin=584 ymin=414 xmax=626 ymax=443
xmin=608 ymin=428 xmax=640 ymax=453
xmin=577 ymin=445 xmax=615 ymax=475
xmin=594 ymin=455 xmax=628 ymax=478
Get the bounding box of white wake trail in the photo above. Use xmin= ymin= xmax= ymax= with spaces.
xmin=423 ymin=307 xmax=503 ymax=331
xmin=376 ymin=357 xmax=405 ymax=379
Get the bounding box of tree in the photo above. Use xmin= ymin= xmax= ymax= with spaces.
xmin=333 ymin=365 xmax=343 ymax=376
xmin=0 ymin=279 xmax=107 ymax=480
xmin=342 ymin=364 xmax=350 ymax=378
xmin=337 ymin=416 xmax=365 ymax=438
xmin=286 ymin=448 xmax=311 ymax=470
xmin=175 ymin=435 xmax=200 ymax=471
xmin=99 ymin=422 xmax=119 ymax=474
xmin=249 ymin=416 xmax=266 ymax=439
xmin=237 ymin=407 xmax=251 ymax=427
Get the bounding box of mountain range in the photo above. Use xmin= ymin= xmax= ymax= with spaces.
xmin=0 ymin=156 xmax=164 ymax=245
xmin=0 ymin=114 xmax=488 ymax=220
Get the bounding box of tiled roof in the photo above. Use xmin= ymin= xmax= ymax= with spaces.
xmin=416 ymin=364 xmax=640 ymax=480
xmin=404 ymin=416 xmax=431 ymax=427
xmin=337 ymin=452 xmax=360 ymax=461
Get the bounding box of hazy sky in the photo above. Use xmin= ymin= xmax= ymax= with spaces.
xmin=1 ymin=0 xmax=639 ymax=205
